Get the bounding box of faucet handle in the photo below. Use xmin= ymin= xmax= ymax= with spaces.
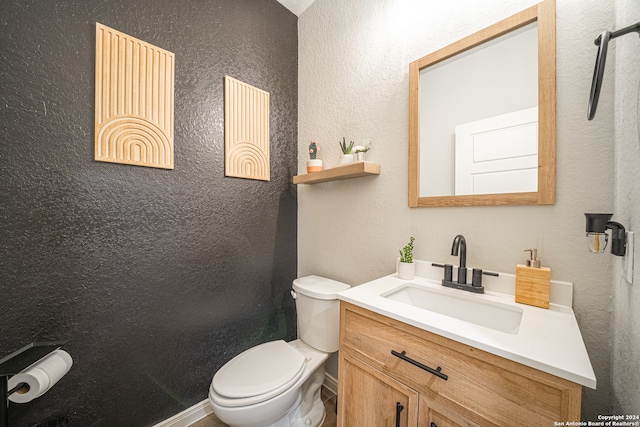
xmin=472 ymin=269 xmax=483 ymax=287
xmin=431 ymin=263 xmax=453 ymax=281
xmin=444 ymin=264 xmax=453 ymax=282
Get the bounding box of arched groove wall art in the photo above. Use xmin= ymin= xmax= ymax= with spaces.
xmin=95 ymin=23 xmax=175 ymax=169
xmin=224 ymin=76 xmax=271 ymax=181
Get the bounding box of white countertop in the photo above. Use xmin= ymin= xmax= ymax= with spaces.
xmin=337 ymin=260 xmax=597 ymax=389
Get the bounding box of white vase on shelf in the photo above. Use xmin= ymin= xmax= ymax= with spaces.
xmin=306 ymin=159 xmax=323 ymax=173
xmin=339 ymin=154 xmax=354 ymax=164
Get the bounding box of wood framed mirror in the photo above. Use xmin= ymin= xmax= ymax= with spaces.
xmin=408 ymin=0 xmax=556 ymax=207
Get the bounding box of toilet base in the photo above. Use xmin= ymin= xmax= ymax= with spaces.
xmin=227 ymin=366 xmax=326 ymax=427
xmin=211 ymin=340 xmax=329 ymax=427
xmin=286 ymin=365 xmax=326 ymax=427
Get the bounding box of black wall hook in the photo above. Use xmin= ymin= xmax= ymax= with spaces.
xmin=588 ymin=21 xmax=640 ymax=120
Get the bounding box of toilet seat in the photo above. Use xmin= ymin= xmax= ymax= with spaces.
xmin=211 ymin=340 xmax=306 ymax=407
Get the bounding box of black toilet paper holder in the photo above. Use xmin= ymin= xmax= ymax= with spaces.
xmin=0 ymin=341 xmax=68 ymax=427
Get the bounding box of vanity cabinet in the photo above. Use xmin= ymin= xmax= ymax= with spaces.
xmin=337 ymin=302 xmax=582 ymax=426
xmin=340 ymin=353 xmax=418 ymax=426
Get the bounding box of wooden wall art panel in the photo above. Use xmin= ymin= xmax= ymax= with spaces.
xmin=224 ymin=76 xmax=270 ymax=181
xmin=95 ymin=23 xmax=175 ymax=169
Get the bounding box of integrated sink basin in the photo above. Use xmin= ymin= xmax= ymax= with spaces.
xmin=382 ymin=283 xmax=523 ymax=334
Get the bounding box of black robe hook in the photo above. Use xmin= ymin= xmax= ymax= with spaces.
xmin=588 ymin=21 xmax=640 ymax=120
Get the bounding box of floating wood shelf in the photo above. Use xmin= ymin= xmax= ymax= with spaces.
xmin=293 ymin=161 xmax=381 ymax=185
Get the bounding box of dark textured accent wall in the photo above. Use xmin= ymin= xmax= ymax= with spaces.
xmin=0 ymin=0 xmax=298 ymax=425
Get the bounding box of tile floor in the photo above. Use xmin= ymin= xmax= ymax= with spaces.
xmin=189 ymin=387 xmax=337 ymax=427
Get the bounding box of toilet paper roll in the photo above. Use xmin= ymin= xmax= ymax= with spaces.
xmin=8 ymin=349 xmax=73 ymax=403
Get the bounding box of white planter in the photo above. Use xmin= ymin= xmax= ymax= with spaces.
xmin=355 ymin=152 xmax=366 ymax=161
xmin=397 ymin=261 xmax=415 ymax=280
xmin=339 ymin=154 xmax=354 ymax=164
xmin=306 ymin=159 xmax=323 ymax=173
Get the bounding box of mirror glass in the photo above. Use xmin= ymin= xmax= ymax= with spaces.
xmin=409 ymin=0 xmax=555 ymax=207
xmin=420 ymin=24 xmax=537 ymax=197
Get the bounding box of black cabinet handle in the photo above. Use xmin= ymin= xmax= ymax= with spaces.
xmin=431 ymin=423 xmax=438 ymax=427
xmin=391 ymin=350 xmax=448 ymax=381
xmin=395 ymin=402 xmax=404 ymax=427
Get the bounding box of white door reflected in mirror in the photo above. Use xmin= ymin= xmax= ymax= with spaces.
xmin=419 ymin=23 xmax=538 ymax=197
xmin=454 ymin=107 xmax=538 ymax=196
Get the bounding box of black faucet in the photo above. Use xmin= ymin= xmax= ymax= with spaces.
xmin=431 ymin=234 xmax=499 ymax=294
xmin=451 ymin=234 xmax=467 ymax=284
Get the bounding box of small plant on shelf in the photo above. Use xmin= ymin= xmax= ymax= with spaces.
xmin=339 ymin=137 xmax=354 ymax=154
xmin=354 ymin=138 xmax=373 ymax=154
xmin=309 ymin=140 xmax=320 ymax=159
xmin=399 ymin=236 xmax=415 ymax=263
xmin=353 ymin=138 xmax=373 ymax=160
xmin=307 ymin=140 xmax=322 ymax=173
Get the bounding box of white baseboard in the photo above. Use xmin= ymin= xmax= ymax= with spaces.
xmin=152 ymin=399 xmax=213 ymax=427
xmin=323 ymin=372 xmax=338 ymax=395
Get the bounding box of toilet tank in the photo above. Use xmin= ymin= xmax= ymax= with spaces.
xmin=292 ymin=275 xmax=350 ymax=353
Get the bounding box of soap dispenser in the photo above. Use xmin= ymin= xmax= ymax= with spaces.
xmin=515 ymin=249 xmax=551 ymax=309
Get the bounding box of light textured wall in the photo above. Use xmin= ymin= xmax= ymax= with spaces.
xmin=298 ymin=0 xmax=615 ymax=419
xmin=612 ymin=0 xmax=640 ymax=414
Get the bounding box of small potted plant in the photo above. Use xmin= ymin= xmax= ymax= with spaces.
xmin=307 ymin=140 xmax=322 ymax=173
xmin=339 ymin=137 xmax=355 ymax=164
xmin=353 ymin=138 xmax=373 ymax=161
xmin=398 ymin=236 xmax=416 ymax=280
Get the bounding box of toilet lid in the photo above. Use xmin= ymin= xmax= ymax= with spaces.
xmin=213 ymin=340 xmax=305 ymax=399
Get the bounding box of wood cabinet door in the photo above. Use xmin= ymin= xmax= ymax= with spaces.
xmin=419 ymin=395 xmax=486 ymax=427
xmin=338 ymin=353 xmax=419 ymax=427
xmin=426 ymin=410 xmax=465 ymax=427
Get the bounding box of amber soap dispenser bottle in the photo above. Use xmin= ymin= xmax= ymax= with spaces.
xmin=515 ymin=249 xmax=551 ymax=309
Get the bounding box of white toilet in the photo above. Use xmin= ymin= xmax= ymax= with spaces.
xmin=209 ymin=275 xmax=350 ymax=427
